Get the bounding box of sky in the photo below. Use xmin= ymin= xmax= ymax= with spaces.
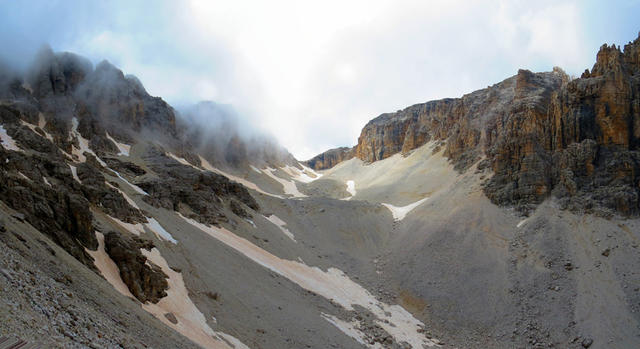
xmin=1 ymin=0 xmax=639 ymax=159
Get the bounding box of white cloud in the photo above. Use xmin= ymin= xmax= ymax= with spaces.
xmin=4 ymin=0 xmax=607 ymax=160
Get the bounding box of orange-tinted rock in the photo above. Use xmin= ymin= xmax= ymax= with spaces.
xmin=316 ymin=32 xmax=640 ymax=216
xmin=305 ymin=147 xmax=354 ymax=170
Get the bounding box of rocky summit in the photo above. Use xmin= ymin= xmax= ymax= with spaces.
xmin=1 ymin=32 xmax=640 ymax=349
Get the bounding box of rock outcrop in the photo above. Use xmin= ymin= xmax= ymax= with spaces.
xmin=0 ymin=47 xmax=260 ymax=289
xmin=0 ymin=103 xmax=150 ymax=266
xmin=352 ymin=69 xmax=563 ymax=170
xmin=314 ymin=33 xmax=640 ymax=216
xmin=139 ymin=146 xmax=260 ymax=226
xmin=487 ymin=38 xmax=640 ymax=215
xmin=305 ymin=147 xmax=355 ymax=170
xmin=103 ymin=231 xmax=168 ymax=303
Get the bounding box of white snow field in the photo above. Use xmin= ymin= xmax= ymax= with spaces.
xmin=109 ymin=215 xmax=146 ymax=236
xmin=146 ymin=218 xmax=178 ymax=244
xmin=249 ymin=165 xmax=262 ymax=174
xmin=382 ymin=198 xmax=429 ymax=221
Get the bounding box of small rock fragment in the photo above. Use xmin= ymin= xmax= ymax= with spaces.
xmin=164 ymin=312 xmax=178 ymax=324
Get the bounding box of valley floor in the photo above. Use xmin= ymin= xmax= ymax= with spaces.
xmin=2 ymin=141 xmax=640 ymax=349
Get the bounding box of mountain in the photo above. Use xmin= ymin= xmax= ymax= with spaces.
xmin=311 ymin=34 xmax=640 ymax=218
xmin=0 ymin=34 xmax=639 ymax=349
xmin=304 ymin=146 xmax=354 ymax=170
xmin=177 ymin=101 xmax=298 ymax=169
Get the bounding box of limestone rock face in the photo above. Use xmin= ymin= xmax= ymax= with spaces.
xmin=317 ymin=33 xmax=640 ymax=216
xmin=0 ymin=144 xmax=97 ymax=265
xmin=305 ymin=147 xmax=354 ymax=170
xmin=0 ymin=105 xmax=150 ymax=266
xmin=539 ymin=38 xmax=640 ymax=215
xmin=352 ymin=69 xmax=562 ymax=172
xmin=103 ymin=231 xmax=168 ymax=303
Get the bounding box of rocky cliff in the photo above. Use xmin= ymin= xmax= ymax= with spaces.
xmin=314 ymin=33 xmax=640 ymax=216
xmin=0 ymin=47 xmax=262 ymax=302
xmin=304 ymin=146 xmax=355 ymax=170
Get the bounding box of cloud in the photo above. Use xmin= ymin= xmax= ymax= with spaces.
xmin=0 ymin=0 xmax=638 ymax=159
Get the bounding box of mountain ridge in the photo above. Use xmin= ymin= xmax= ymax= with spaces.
xmin=308 ymin=33 xmax=640 ymax=217
xmin=1 ymin=34 xmax=640 ymax=349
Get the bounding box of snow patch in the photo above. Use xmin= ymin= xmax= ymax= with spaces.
xmin=265 ymin=214 xmax=296 ymax=242
xmin=382 ymin=198 xmax=429 ymax=221
xmin=517 ymin=218 xmax=531 ymax=228
xmin=281 ymin=164 xmax=322 ymax=183
xmin=112 ymin=170 xmax=148 ymax=195
xmin=106 ymin=132 xmax=131 ymax=156
xmin=263 ymin=167 xmax=307 ymax=198
xmin=109 ymin=215 xmax=145 ymax=236
xmin=21 ymin=118 xmax=53 ymax=142
xmin=0 ymin=125 xmax=22 ymax=151
xmin=69 ymin=118 xmax=107 ymax=166
xmin=85 ymin=232 xmax=135 ymax=299
xmin=141 ymin=248 xmax=239 ymax=349
xmin=167 ymin=152 xmax=199 ymax=169
xmin=90 ymin=227 xmax=242 ymax=348
xmin=341 ymin=180 xmax=356 ymax=201
xmin=180 ymin=214 xmax=438 ymax=348
xmin=146 ymin=218 xmax=178 ymax=244
xmin=70 ymin=117 xmax=79 ymax=134
xmin=300 ymin=163 xmax=323 ymax=179
xmin=198 ymin=156 xmax=283 ymax=199
xmin=322 ymin=313 xmax=379 ymax=348
xmin=38 ymin=113 xmax=46 ymax=129
xmin=215 ymin=332 xmax=251 ymax=349
xmin=249 ymin=165 xmax=262 ymax=174
xmin=106 ymin=181 xmax=140 ymax=209
xmin=43 ymin=177 xmax=52 ymax=187
xmin=345 ymin=180 xmax=356 ymax=196
xmin=69 ymin=164 xmax=81 ymax=183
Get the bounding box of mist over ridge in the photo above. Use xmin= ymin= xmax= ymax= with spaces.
xmin=0 ymin=44 xmax=296 ymax=169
